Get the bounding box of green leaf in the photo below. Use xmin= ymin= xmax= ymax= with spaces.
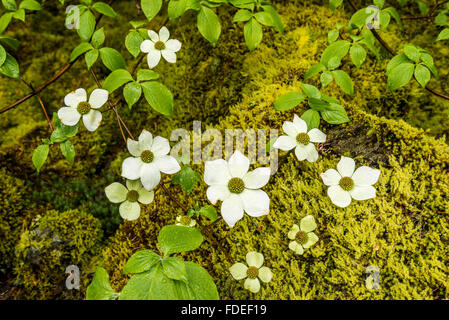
xmin=403 ymin=44 xmax=420 ymax=62
xmin=320 ymin=71 xmax=333 ymax=88
xmin=102 ymin=69 xmax=133 ymax=93
xmin=388 ymin=62 xmax=414 ymax=90
xmin=99 ymin=47 xmax=126 ymax=71
xmin=129 ymin=20 xmax=147 ymax=29
xmin=123 ymin=250 xmax=161 ymax=274
xmin=244 ymin=18 xmax=262 ymax=51
xmin=125 ymin=30 xmax=143 ymax=58
xmin=85 ymin=48 xmax=99 ymax=70
xmin=384 ymin=7 xmax=402 ymax=29
xmin=374 ymin=0 xmax=385 ymax=8
xmin=308 ymin=98 xmax=330 ymax=111
xmin=168 ymin=0 xmax=197 ymax=20
xmin=77 ymin=10 xmax=96 ymax=42
xmin=92 ymin=2 xmax=117 ymax=18
xmin=301 ymin=83 xmax=321 ymax=99
xmin=332 ymin=70 xmax=354 ymax=95
xmin=436 ymin=28 xmax=449 ymax=41
xmin=197 ymin=6 xmax=221 ymax=46
xmin=329 ymin=0 xmax=343 ymax=11
xmin=123 ymin=81 xmax=142 ymax=109
xmin=386 ymin=53 xmax=411 ymax=75
xmin=0 ymin=52 xmax=19 ymax=78
xmin=199 ymin=205 xmax=218 ymax=221
xmin=320 ymin=40 xmax=350 ymax=69
xmin=420 ymin=53 xmax=437 ymax=77
xmin=304 ymin=63 xmax=326 ymax=80
xmin=137 ymin=69 xmax=159 ymax=81
xmin=0 ymin=44 xmax=5 ymax=66
xmin=301 ymin=109 xmax=320 ymax=129
xmin=70 ymin=42 xmax=93 ymax=62
xmin=328 ymin=29 xmax=339 ymax=43
xmin=60 ymin=140 xmax=75 ymax=163
xmin=254 ymin=11 xmax=273 ymax=26
xmin=0 ymin=36 xmax=19 ymax=50
xmin=414 ymin=64 xmax=430 ymax=88
xmin=158 ymin=225 xmax=204 ymax=256
xmin=350 ymin=44 xmax=366 ymax=69
xmin=161 ymin=257 xmax=188 ymax=283
xmin=91 ymin=27 xmax=105 ymax=48
xmin=172 ymin=165 xmax=201 ymax=194
xmin=174 ymin=261 xmax=219 ymax=299
xmin=348 ymin=8 xmax=371 ymax=30
xmin=321 ymin=103 xmax=350 ymax=124
xmin=261 ymin=5 xmax=284 ymax=33
xmin=0 ymin=12 xmax=13 ymax=34
xmin=273 ymin=92 xmax=305 ymax=111
xmin=32 ymin=144 xmax=49 ymax=173
xmin=379 ymin=10 xmax=390 ymax=30
xmin=50 ymin=121 xmax=78 ymax=143
xmin=232 ymin=9 xmax=252 ymax=22
xmin=141 ymin=0 xmax=162 ymax=21
xmin=19 ymin=0 xmax=42 ymax=10
xmin=12 ymin=8 xmax=24 ymax=21
xmin=86 ymin=267 xmax=118 ymax=300
xmin=2 ymin=0 xmax=16 ymax=11
xmin=141 ymin=81 xmax=174 ymax=116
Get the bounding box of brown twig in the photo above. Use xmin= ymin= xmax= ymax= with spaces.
xmin=20 ymin=78 xmax=53 ymax=131
xmin=0 ymin=1 xmax=112 ymax=114
xmin=346 ymin=0 xmax=449 ymax=100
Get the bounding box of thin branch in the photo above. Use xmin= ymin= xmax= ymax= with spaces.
xmin=20 ymin=78 xmax=53 ymax=131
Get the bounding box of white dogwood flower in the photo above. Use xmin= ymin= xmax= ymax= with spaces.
xmin=105 ymin=179 xmax=154 ymax=221
xmin=121 ymin=130 xmax=180 ymax=191
xmin=288 ymin=215 xmax=319 ymax=255
xmin=58 ymin=88 xmax=108 ymax=131
xmin=176 ymin=215 xmax=196 ymax=227
xmin=204 ymin=150 xmax=271 ymax=227
xmin=229 ymin=251 xmax=273 ymax=293
xmin=140 ymin=26 xmax=182 ymax=69
xmin=273 ymin=114 xmax=326 ymax=162
xmin=321 ymin=156 xmax=381 ymax=208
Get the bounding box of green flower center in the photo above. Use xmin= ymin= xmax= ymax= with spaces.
xmin=339 ymin=176 xmax=354 ymax=191
xmin=141 ymin=150 xmax=154 ymax=163
xmin=247 ymin=266 xmax=259 ymax=279
xmin=154 ymin=41 xmax=165 ymax=50
xmin=77 ymin=101 xmax=91 ymax=115
xmin=296 ymin=133 xmax=310 ymax=145
xmin=295 ymin=231 xmax=309 ymax=245
xmin=180 ymin=215 xmax=191 ymax=226
xmin=126 ymin=190 xmax=139 ymax=202
xmin=228 ymin=177 xmax=245 ymax=194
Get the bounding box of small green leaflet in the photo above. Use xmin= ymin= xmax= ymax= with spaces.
xmin=32 ymin=144 xmax=49 ymax=173
xmin=158 ymin=225 xmax=203 ymax=256
xmin=172 ymin=165 xmax=202 ymax=194
xmin=86 ymin=267 xmax=119 ymax=300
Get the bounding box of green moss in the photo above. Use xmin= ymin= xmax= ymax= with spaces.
xmin=13 ymin=209 xmax=103 ymax=299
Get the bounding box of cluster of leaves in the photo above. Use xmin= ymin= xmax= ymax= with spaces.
xmin=0 ymin=0 xmax=42 ymax=78
xmin=140 ymin=0 xmax=283 ymax=50
xmin=274 ymin=83 xmax=350 ymax=127
xmin=102 ymin=68 xmax=174 ymax=115
xmin=386 ymin=44 xmax=437 ymax=90
xmin=171 ymin=164 xmax=202 ymax=194
xmin=32 ymin=113 xmax=78 ymax=173
xmin=434 ymin=3 xmax=449 ymax=41
xmin=87 ymin=225 xmax=219 ymax=300
xmin=187 ymin=202 xmax=218 ymax=221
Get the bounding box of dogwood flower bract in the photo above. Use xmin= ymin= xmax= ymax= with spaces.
xmin=230 ymin=251 xmax=273 ymax=293
xmin=321 ymin=156 xmax=381 ymax=208
xmin=176 ymin=215 xmax=196 ymax=227
xmin=58 ymin=88 xmax=108 ymax=132
xmin=288 ymin=215 xmax=319 ymax=255
xmin=140 ymin=26 xmax=182 ymax=69
xmin=105 ymin=179 xmax=154 ymax=221
xmin=121 ymin=130 xmax=180 ymax=191
xmin=204 ymin=150 xmax=271 ymax=227
xmin=273 ymin=114 xmax=326 ymax=162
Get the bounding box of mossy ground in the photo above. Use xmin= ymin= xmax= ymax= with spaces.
xmin=0 ymin=0 xmax=448 ymax=299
